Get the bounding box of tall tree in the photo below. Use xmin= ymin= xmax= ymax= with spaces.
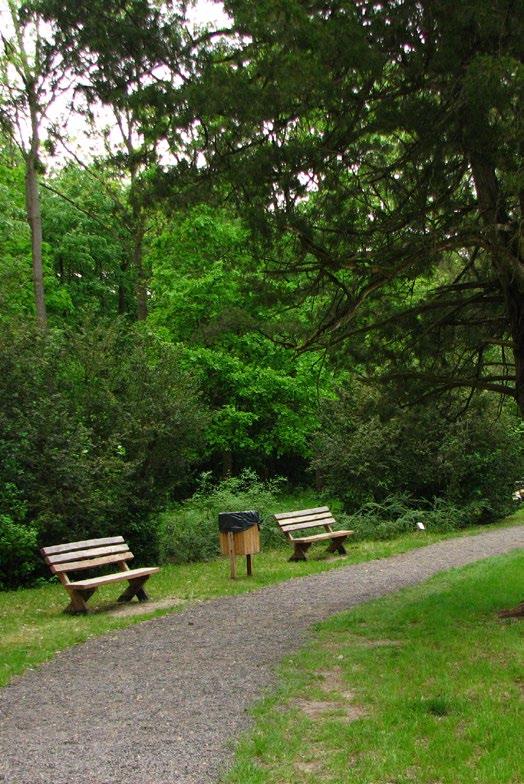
xmin=32 ymin=0 xmax=199 ymax=319
xmin=0 ymin=0 xmax=67 ymax=328
xmin=188 ymin=0 xmax=524 ymax=413
xmin=34 ymin=0 xmax=238 ymax=319
xmin=85 ymin=100 xmax=158 ymax=320
xmin=52 ymin=63 xmax=163 ymax=319
xmin=41 ymin=162 xmax=130 ymax=318
xmin=36 ymin=1 xmax=524 ymax=413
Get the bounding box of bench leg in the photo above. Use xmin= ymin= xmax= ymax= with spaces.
xmin=327 ymin=536 xmax=347 ymax=556
xmin=289 ymin=542 xmax=312 ymax=561
xmin=64 ymin=588 xmax=95 ymax=614
xmin=117 ymin=576 xmax=150 ymax=603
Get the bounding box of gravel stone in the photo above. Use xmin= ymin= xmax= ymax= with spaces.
xmin=0 ymin=525 xmax=522 ymax=784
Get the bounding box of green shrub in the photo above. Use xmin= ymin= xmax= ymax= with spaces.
xmin=158 ymin=470 xmax=286 ymax=563
xmin=0 ymin=516 xmax=38 ymax=589
xmin=313 ymin=386 xmax=524 ymax=526
xmin=0 ymin=319 xmax=207 ymax=586
xmin=345 ymin=495 xmax=492 ymax=541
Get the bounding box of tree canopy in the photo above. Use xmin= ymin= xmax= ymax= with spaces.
xmin=0 ymin=0 xmax=523 ymax=586
xmin=178 ymin=0 xmax=523 ymax=411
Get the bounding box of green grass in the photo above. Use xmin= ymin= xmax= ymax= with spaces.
xmin=224 ymin=550 xmax=524 ymax=784
xmin=1 ymin=506 xmax=522 ymax=691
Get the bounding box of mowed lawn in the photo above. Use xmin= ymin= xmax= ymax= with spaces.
xmin=225 ymin=550 xmax=523 ymax=784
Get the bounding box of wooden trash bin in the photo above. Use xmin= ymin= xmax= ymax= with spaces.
xmin=218 ymin=511 xmax=261 ymax=579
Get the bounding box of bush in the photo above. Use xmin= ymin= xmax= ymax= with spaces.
xmin=0 ymin=319 xmax=207 ymax=587
xmin=0 ymin=515 xmax=38 ymax=589
xmin=158 ymin=470 xmax=286 ymax=563
xmin=313 ymin=386 xmax=524 ymax=529
xmin=345 ymin=495 xmax=492 ymax=541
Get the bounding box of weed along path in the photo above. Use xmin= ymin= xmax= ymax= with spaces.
xmin=0 ymin=526 xmax=522 ymax=784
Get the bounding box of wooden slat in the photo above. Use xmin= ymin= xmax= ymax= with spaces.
xmin=45 ymin=543 xmax=130 ymax=565
xmin=69 ymin=566 xmax=159 ymax=590
xmin=278 ymin=511 xmax=333 ymax=526
xmin=41 ymin=536 xmax=125 ymax=557
xmin=274 ymin=506 xmax=329 ymax=521
xmin=281 ymin=517 xmax=336 ymax=533
xmin=292 ymin=530 xmax=353 ymax=543
xmin=51 ymin=552 xmax=134 ymax=574
xmin=280 ymin=512 xmax=334 ymax=528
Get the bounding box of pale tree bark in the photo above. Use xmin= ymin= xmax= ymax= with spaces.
xmin=3 ymin=0 xmax=49 ymax=329
xmin=25 ymin=86 xmax=47 ymax=330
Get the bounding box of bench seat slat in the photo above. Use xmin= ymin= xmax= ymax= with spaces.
xmin=68 ymin=567 xmax=160 ymax=590
xmin=51 ymin=552 xmax=134 ymax=574
xmin=275 ymin=506 xmax=329 ymax=521
xmin=41 ymin=536 xmax=125 ymax=556
xmin=291 ymin=530 xmax=353 ymax=544
xmin=281 ymin=517 xmax=336 ymax=533
xmin=45 ymin=543 xmax=130 ymax=565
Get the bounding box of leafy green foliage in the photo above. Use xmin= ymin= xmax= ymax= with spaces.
xmin=2 ymin=2 xmax=523 ymax=591
xmin=190 ymin=0 xmax=524 ymax=411
xmin=149 ymin=205 xmax=329 ymax=477
xmin=0 ymin=319 xmax=206 ymax=584
xmin=158 ymin=470 xmax=286 ymax=564
xmin=345 ymin=496 xmax=496 ymax=542
xmin=313 ymin=385 xmax=524 ymax=522
xmin=41 ymin=165 xmax=129 ymax=318
xmin=0 ymin=148 xmax=34 ymax=323
xmin=0 ymin=515 xmax=38 ymax=589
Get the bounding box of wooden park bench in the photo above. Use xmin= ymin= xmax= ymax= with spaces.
xmin=41 ymin=536 xmax=160 ymax=614
xmin=274 ymin=506 xmax=353 ymax=561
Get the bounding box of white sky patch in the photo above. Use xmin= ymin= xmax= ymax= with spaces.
xmin=0 ymin=0 xmax=230 ymax=169
xmin=188 ymin=0 xmax=230 ymax=30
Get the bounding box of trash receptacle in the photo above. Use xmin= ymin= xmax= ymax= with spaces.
xmin=219 ymin=510 xmax=261 ymax=578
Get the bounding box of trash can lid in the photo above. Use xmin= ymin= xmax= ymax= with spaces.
xmin=218 ymin=510 xmax=261 ymax=533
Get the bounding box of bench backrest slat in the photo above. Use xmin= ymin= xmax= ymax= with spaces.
xmin=274 ymin=507 xmax=329 ymax=521
xmin=51 ymin=552 xmax=134 ymax=574
xmin=41 ymin=537 xmax=133 ymax=577
xmin=281 ymin=517 xmax=336 ymax=533
xmin=44 ymin=543 xmax=130 ymax=565
xmin=41 ymin=536 xmax=125 ymax=556
xmin=278 ymin=510 xmax=334 ymax=527
xmin=275 ymin=507 xmax=336 ymax=539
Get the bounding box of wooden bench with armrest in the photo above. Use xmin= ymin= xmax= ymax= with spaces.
xmin=274 ymin=506 xmax=353 ymax=561
xmin=41 ymin=536 xmax=159 ymax=614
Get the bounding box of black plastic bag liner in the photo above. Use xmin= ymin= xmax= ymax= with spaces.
xmin=218 ymin=510 xmax=260 ymax=533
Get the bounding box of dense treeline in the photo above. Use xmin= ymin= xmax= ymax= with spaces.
xmin=0 ymin=0 xmax=523 ymax=587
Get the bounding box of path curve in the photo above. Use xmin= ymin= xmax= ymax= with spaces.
xmin=0 ymin=526 xmax=522 ymax=784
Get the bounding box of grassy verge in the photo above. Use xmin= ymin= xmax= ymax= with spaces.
xmin=1 ymin=507 xmax=522 ymax=690
xmin=225 ymin=550 xmax=524 ymax=784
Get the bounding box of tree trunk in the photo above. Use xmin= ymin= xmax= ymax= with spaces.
xmin=25 ymin=96 xmax=47 ymax=330
xmin=222 ymin=449 xmax=233 ymax=478
xmin=471 ymin=156 xmax=524 ymax=415
xmin=507 ymin=285 xmax=524 ymax=417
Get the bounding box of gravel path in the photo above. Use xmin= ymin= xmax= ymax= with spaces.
xmin=1 ymin=526 xmax=522 ymax=784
